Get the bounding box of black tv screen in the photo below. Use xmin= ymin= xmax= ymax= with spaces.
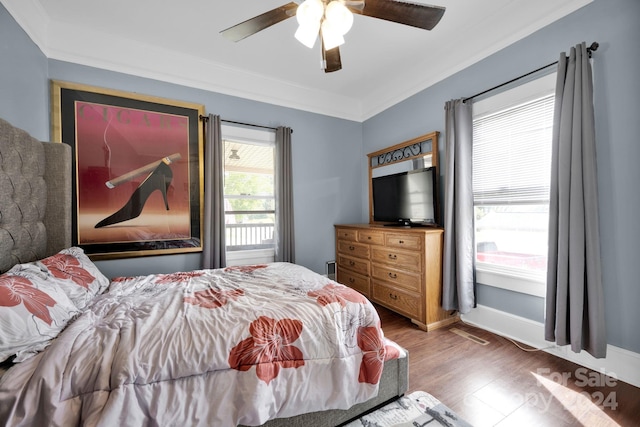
xmin=372 ymin=167 xmax=438 ymax=226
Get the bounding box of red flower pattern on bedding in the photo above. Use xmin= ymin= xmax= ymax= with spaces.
xmin=0 ymin=275 xmax=57 ymax=325
xmin=154 ymin=271 xmax=206 ymax=285
xmin=356 ymin=325 xmax=392 ymax=384
xmin=41 ymin=254 xmax=95 ymax=289
xmin=307 ymin=283 xmax=368 ymax=307
xmin=228 ymin=316 xmax=305 ymax=384
xmin=184 ymin=288 xmax=244 ymax=309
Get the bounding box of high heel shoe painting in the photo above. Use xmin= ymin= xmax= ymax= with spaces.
xmin=95 ymin=155 xmax=179 ymax=228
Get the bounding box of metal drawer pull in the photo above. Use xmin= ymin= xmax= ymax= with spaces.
xmin=349 ymin=278 xmax=355 ymax=283
xmin=349 ymin=261 xmax=355 ymax=266
xmin=388 ymin=254 xmax=397 ymax=260
xmin=349 ymin=245 xmax=355 ymax=250
xmin=388 ymin=272 xmax=397 ymax=279
xmin=399 ymin=240 xmax=404 ymax=244
xmin=389 ymin=293 xmax=398 ymax=300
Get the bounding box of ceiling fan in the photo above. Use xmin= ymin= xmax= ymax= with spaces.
xmin=220 ymin=0 xmax=445 ymax=73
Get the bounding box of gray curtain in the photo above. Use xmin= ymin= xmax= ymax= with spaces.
xmin=201 ymin=114 xmax=226 ymax=269
xmin=442 ymin=99 xmax=476 ymax=313
xmin=545 ymin=43 xmax=606 ymax=358
xmin=275 ymin=126 xmax=295 ymax=263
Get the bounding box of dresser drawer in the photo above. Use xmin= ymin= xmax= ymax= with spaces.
xmin=337 ymin=240 xmax=370 ymax=259
xmin=371 ymin=247 xmax=422 ymax=273
xmin=372 ymin=281 xmax=422 ymax=319
xmin=385 ymin=233 xmax=423 ymax=251
xmin=336 ymin=228 xmax=358 ymax=241
xmin=337 ymin=269 xmax=370 ymax=296
xmin=371 ymin=264 xmax=421 ymax=293
xmin=358 ymin=230 xmax=384 ymax=245
xmin=334 ymin=224 xmax=452 ymax=331
xmin=337 ymin=254 xmax=370 ymax=276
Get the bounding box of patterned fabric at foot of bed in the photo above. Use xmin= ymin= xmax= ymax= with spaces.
xmin=345 ymin=390 xmax=473 ymax=427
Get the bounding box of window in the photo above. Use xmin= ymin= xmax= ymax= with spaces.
xmin=222 ymin=125 xmax=276 ymax=265
xmin=472 ymin=73 xmax=555 ymax=296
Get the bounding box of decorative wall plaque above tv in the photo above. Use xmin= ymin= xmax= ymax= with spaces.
xmin=367 ymin=131 xmax=439 ymax=226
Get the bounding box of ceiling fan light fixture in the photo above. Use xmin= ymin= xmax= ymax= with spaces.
xmin=221 ymin=0 xmax=446 ymax=73
xmin=295 ymin=22 xmax=320 ymax=48
xmin=296 ymin=0 xmax=324 ymax=26
xmin=295 ymin=0 xmax=324 ymax=48
xmin=321 ymin=19 xmax=345 ymax=50
xmin=324 ymin=1 xmax=354 ymax=35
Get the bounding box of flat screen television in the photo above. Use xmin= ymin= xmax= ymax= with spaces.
xmin=372 ymin=166 xmax=439 ymax=227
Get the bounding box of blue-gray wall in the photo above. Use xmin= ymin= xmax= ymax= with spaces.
xmin=1 ymin=0 xmax=638 ymax=354
xmin=46 ymin=61 xmax=365 ymax=279
xmin=0 ymin=5 xmax=48 ymax=138
xmin=362 ymin=0 xmax=640 ymax=354
xmin=0 ymin=4 xmax=364 ymax=280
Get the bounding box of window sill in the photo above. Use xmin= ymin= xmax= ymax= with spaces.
xmin=226 ymin=248 xmax=275 ymax=266
xmin=476 ymin=263 xmax=546 ymax=297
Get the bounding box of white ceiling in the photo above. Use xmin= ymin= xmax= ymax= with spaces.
xmin=3 ymin=0 xmax=591 ymax=121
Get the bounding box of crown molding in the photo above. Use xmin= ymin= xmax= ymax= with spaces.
xmin=46 ymin=24 xmax=363 ymax=121
xmin=2 ymin=0 xmax=593 ymax=122
xmin=359 ymin=0 xmax=593 ymax=120
xmin=2 ymin=0 xmax=49 ymax=52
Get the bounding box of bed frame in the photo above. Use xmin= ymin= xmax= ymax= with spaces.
xmin=0 ymin=117 xmax=408 ymax=426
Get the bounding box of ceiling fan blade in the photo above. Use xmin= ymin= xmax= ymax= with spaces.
xmin=322 ymin=43 xmax=342 ymax=73
xmin=349 ymin=0 xmax=445 ymax=31
xmin=344 ymin=0 xmax=365 ymax=11
xmin=220 ymin=2 xmax=298 ymax=42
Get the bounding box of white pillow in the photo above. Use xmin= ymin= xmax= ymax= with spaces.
xmin=35 ymin=247 xmax=110 ymax=310
xmin=0 ymin=265 xmax=80 ymax=362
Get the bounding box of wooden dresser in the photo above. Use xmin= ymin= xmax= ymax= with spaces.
xmin=335 ymin=224 xmax=458 ymax=331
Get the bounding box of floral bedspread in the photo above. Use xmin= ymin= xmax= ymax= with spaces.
xmin=0 ymin=262 xmax=404 ymax=426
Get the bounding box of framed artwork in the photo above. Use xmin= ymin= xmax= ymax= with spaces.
xmin=50 ymin=80 xmax=204 ymax=259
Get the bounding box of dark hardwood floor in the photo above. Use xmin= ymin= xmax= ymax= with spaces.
xmin=377 ymin=304 xmax=640 ymax=427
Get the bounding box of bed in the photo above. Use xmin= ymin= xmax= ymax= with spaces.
xmin=0 ymin=117 xmax=408 ymax=426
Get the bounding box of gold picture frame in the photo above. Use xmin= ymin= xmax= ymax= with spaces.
xmin=51 ymin=80 xmax=205 ymax=259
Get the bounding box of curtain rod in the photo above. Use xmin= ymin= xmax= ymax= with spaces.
xmin=463 ymin=42 xmax=599 ymax=103
xmin=199 ymin=115 xmax=292 ymax=134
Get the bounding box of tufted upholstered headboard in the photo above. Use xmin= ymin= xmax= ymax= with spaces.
xmin=0 ymin=118 xmax=72 ymax=273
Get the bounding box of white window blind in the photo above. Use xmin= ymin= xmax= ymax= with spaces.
xmin=472 ymin=84 xmax=555 ymax=294
xmin=473 ymin=95 xmax=554 ymax=205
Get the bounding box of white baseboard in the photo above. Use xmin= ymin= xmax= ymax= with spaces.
xmin=461 ymin=304 xmax=640 ymax=389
